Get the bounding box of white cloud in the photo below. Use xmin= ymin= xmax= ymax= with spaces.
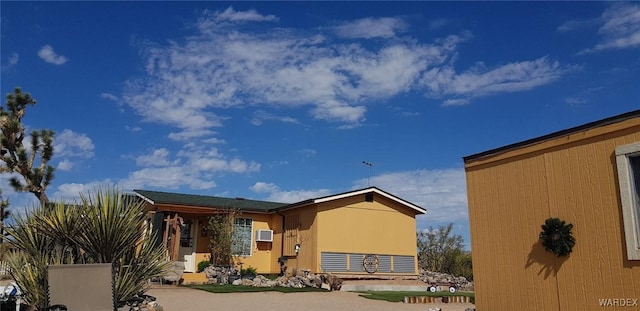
xmin=118 ymin=144 xmax=260 ymax=191
xmin=122 ymin=9 xmax=569 ymax=138
xmin=200 ymin=6 xmax=278 ymax=28
xmin=0 ymin=180 xmax=98 ymax=208
xmin=202 ymin=137 xmax=226 ymax=145
xmin=334 ymin=17 xmax=407 ymax=39
xmin=188 ymin=149 xmax=260 ymax=173
xmin=126 ymin=126 xmax=142 ymax=132
xmin=251 ymin=110 xmax=299 ymax=126
xmin=54 ymin=129 xmax=95 ymax=158
xmin=167 ymin=129 xmax=217 ymax=141
xmin=250 ymin=182 xmax=280 ymax=194
xmin=578 ymin=3 xmax=640 ymax=54
xmin=37 ymin=45 xmax=68 ymax=65
xmin=8 ymin=52 xmax=19 ymax=67
xmin=565 ymin=97 xmax=587 ymax=106
xmin=50 ymin=181 xmax=131 ymax=203
xmin=136 ymin=148 xmax=174 ymax=167
xmin=57 ymin=159 xmax=74 ymax=171
xmin=52 ymin=182 xmax=94 ymax=202
xmin=442 ymin=98 xmax=470 ymax=106
xmin=100 ymin=93 xmax=119 ymax=101
xmin=423 ymin=57 xmax=568 ymax=104
xmin=230 ymin=158 xmax=260 ymax=173
xmin=1 ymin=52 xmax=19 ymax=71
xmin=557 ymin=19 xmax=599 ymax=33
xmin=120 ymin=166 xmax=216 ymax=190
xmin=250 ymin=182 xmax=331 ymax=203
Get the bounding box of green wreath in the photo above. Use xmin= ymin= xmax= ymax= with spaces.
xmin=539 ymin=217 xmax=576 ymax=257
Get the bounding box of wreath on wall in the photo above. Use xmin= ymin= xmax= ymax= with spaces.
xmin=539 ymin=217 xmax=576 ymax=257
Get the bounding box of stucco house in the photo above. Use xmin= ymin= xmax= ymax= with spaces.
xmin=133 ymin=187 xmax=426 ymax=282
xmin=464 ymin=110 xmax=640 ymax=310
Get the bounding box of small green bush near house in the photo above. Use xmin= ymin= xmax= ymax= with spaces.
xmin=197 ymin=260 xmax=211 ymax=273
xmin=241 ymin=266 xmax=257 ymax=278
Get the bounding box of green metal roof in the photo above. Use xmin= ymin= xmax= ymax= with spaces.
xmin=133 ymin=189 xmax=287 ymax=212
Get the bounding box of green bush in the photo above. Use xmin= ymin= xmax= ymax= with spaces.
xmin=417 ymin=223 xmax=473 ymax=281
xmin=197 ymin=260 xmax=211 ymax=273
xmin=241 ymin=266 xmax=257 ymax=278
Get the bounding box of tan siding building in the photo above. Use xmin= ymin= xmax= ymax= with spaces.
xmin=134 ymin=187 xmax=425 ymax=283
xmin=464 ymin=110 xmax=640 ymax=310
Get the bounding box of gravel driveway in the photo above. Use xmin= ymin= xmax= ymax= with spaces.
xmin=147 ymin=286 xmax=475 ymax=311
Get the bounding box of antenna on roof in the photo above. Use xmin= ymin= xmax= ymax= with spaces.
xmin=362 ymin=161 xmax=373 ymax=187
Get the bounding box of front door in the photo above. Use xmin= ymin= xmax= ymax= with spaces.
xmin=178 ymin=220 xmax=196 ymax=272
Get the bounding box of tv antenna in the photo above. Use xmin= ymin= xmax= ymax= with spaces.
xmin=362 ymin=161 xmax=373 ymax=187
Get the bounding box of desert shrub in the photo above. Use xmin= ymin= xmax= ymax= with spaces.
xmin=241 ymin=266 xmax=257 ymax=278
xmin=197 ymin=260 xmax=211 ymax=273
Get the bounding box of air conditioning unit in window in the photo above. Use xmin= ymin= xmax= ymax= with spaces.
xmin=256 ymin=229 xmax=273 ymax=242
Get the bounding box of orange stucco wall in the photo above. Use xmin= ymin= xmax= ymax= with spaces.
xmin=262 ymin=194 xmax=420 ymax=275
xmin=190 ymin=213 xmax=282 ymax=274
xmin=234 ymin=213 xmax=281 ymax=274
xmin=465 ymin=117 xmax=640 ymax=311
xmin=313 ymin=194 xmax=419 ymax=274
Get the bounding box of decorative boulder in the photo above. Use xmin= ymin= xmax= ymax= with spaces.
xmin=163 ymin=261 xmax=185 ymax=284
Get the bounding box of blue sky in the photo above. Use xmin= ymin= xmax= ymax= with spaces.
xmin=1 ymin=2 xmax=639 ymax=249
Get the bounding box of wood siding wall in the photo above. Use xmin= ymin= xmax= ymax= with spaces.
xmin=283 ymin=214 xmax=300 ymax=256
xmin=465 ymin=118 xmax=640 ymax=310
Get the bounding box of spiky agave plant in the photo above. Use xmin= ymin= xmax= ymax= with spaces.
xmin=4 ymin=207 xmax=59 ymax=309
xmin=75 ymin=187 xmax=168 ymax=303
xmin=5 ymin=186 xmax=168 ymax=309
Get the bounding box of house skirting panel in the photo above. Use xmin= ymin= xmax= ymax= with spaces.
xmin=320 ymin=252 xmax=416 ymax=275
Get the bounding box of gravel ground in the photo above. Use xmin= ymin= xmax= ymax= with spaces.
xmin=147 ymin=286 xmax=475 ymax=311
xmin=3 ymin=279 xmax=475 ymax=311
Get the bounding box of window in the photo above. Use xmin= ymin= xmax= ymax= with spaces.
xmin=233 ymin=218 xmax=252 ymax=256
xmin=615 ymin=142 xmax=640 ymax=260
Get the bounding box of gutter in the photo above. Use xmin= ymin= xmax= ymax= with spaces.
xmin=276 ymin=210 xmax=287 ymax=275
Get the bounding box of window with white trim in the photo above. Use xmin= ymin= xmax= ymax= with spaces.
xmin=615 ymin=142 xmax=640 ymax=260
xmin=232 ymin=218 xmax=252 ymax=256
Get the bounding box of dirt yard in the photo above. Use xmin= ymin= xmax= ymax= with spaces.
xmin=147 ymin=286 xmax=475 ymax=311
xmin=2 ymin=279 xmax=475 ymax=311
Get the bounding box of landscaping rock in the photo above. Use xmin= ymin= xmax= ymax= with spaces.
xmin=163 ymin=261 xmax=185 ymax=283
xmin=418 ymin=269 xmax=474 ymax=291
xmin=202 ymin=265 xmax=342 ymax=291
xmin=250 ymin=275 xmax=277 ymax=287
xmin=204 ymin=265 xmax=239 ymax=284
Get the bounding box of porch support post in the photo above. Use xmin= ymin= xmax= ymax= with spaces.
xmin=163 ymin=215 xmax=171 ymax=260
xmin=172 ymin=214 xmax=182 ymax=261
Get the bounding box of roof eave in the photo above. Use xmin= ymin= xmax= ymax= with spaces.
xmin=275 ymin=187 xmax=426 ymax=215
xmin=463 ymin=109 xmax=640 ymax=163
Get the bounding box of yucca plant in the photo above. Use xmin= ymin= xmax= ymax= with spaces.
xmin=114 ymin=233 xmax=167 ymax=301
xmin=4 ymin=186 xmax=169 ymax=310
xmin=74 ymin=187 xmax=168 ymax=302
xmin=4 ymin=207 xmax=57 ymax=309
